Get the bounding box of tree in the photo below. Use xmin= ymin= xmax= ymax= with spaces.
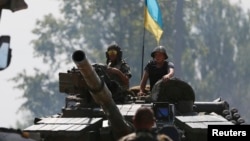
xmin=14 ymin=0 xmax=177 ymax=127
xmin=181 ymin=0 xmax=250 ymax=121
xmin=12 ymin=0 xmax=250 ymax=127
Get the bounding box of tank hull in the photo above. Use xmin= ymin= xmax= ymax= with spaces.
xmin=23 ymin=50 xmax=244 ymax=141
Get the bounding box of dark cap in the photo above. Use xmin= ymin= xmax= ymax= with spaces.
xmin=151 ymin=46 xmax=168 ymax=59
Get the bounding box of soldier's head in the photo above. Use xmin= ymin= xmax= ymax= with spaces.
xmin=151 ymin=46 xmax=168 ymax=60
xmin=133 ymin=106 xmax=155 ymax=130
xmin=106 ymin=43 xmax=123 ymax=64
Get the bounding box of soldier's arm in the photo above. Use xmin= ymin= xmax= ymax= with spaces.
xmin=138 ymin=71 xmax=149 ymax=96
xmin=107 ymin=67 xmax=129 ymax=88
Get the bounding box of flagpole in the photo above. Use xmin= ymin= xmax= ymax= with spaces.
xmin=142 ymin=0 xmax=163 ymax=78
xmin=141 ymin=0 xmax=147 ymax=79
xmin=141 ymin=27 xmax=145 ymax=79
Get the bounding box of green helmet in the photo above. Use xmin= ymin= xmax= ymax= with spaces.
xmin=151 ymin=46 xmax=168 ymax=59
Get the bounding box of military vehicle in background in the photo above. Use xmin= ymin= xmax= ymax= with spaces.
xmin=23 ymin=50 xmax=245 ymax=141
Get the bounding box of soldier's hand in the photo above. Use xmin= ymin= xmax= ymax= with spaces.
xmin=162 ymin=75 xmax=170 ymax=82
xmin=137 ymin=91 xmax=146 ymax=96
xmin=107 ymin=67 xmax=119 ymax=74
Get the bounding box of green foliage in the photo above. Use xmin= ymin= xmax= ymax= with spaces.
xmin=31 ymin=0 xmax=178 ymax=86
xmin=181 ymin=0 xmax=250 ymax=121
xmin=12 ymin=69 xmax=64 ymax=127
xmin=12 ymin=0 xmax=250 ymax=126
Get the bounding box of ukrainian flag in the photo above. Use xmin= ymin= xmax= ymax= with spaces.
xmin=144 ymin=0 xmax=163 ymax=44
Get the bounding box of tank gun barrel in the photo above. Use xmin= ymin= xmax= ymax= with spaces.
xmin=72 ymin=50 xmax=133 ymax=139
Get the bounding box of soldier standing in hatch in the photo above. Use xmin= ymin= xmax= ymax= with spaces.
xmin=138 ymin=46 xmax=174 ymax=96
xmin=105 ymin=43 xmax=132 ymax=89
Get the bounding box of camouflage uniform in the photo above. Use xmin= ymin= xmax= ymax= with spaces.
xmin=118 ymin=130 xmax=175 ymax=141
xmin=107 ymin=59 xmax=131 ymax=89
xmin=118 ymin=130 xmax=158 ymax=141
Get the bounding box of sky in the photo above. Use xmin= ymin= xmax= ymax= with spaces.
xmin=0 ymin=0 xmax=60 ymax=128
xmin=0 ymin=0 xmax=249 ymax=128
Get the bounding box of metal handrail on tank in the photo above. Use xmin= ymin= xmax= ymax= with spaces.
xmin=72 ymin=50 xmax=133 ymax=140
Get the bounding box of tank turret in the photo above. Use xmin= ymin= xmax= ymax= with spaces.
xmin=23 ymin=50 xmax=134 ymax=141
xmin=23 ymin=50 xmax=246 ymax=141
xmin=71 ymin=50 xmax=133 ymax=139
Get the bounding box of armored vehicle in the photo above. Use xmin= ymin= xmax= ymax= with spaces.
xmin=24 ymin=50 xmax=245 ymax=141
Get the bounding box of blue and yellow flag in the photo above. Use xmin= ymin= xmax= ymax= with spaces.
xmin=144 ymin=0 xmax=163 ymax=44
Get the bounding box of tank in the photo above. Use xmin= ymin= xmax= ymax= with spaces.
xmin=23 ymin=50 xmax=245 ymax=141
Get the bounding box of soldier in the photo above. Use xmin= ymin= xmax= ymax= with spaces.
xmin=105 ymin=43 xmax=132 ymax=89
xmin=138 ymin=46 xmax=174 ymax=96
xmin=118 ymin=106 xmax=173 ymax=141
